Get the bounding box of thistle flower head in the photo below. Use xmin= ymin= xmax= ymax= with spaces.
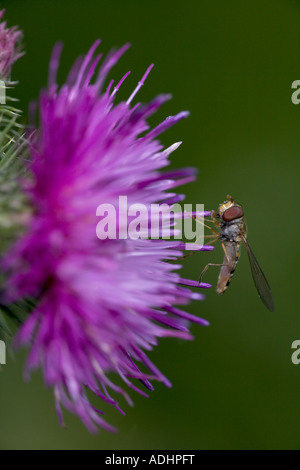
xmin=4 ymin=40 xmax=212 ymax=432
xmin=0 ymin=10 xmax=23 ymax=79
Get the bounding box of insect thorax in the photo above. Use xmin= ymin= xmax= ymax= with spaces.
xmin=220 ymin=218 xmax=246 ymax=243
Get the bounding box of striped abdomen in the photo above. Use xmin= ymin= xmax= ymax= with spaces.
xmin=217 ymin=241 xmax=241 ymax=295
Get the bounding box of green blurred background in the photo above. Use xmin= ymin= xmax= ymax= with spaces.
xmin=0 ymin=0 xmax=299 ymax=450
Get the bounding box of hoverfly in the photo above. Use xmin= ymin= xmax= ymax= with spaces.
xmin=194 ymin=195 xmax=274 ymax=312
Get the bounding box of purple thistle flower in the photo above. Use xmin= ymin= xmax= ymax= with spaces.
xmin=4 ymin=40 xmax=213 ymax=432
xmin=0 ymin=9 xmax=23 ymax=78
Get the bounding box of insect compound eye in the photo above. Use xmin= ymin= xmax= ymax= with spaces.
xmin=222 ymin=205 xmax=244 ymax=222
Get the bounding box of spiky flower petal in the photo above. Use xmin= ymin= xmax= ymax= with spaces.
xmin=0 ymin=10 xmax=23 ymax=79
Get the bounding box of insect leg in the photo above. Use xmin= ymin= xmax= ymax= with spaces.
xmin=204 ymin=236 xmax=220 ymax=245
xmin=184 ymin=211 xmax=219 ymax=235
xmin=180 ymin=235 xmax=219 ymax=259
xmin=180 ymin=250 xmax=200 ymax=259
xmin=210 ymin=210 xmax=221 ymax=228
xmin=199 ymin=263 xmax=225 ymax=283
xmin=194 ymin=232 xmax=219 ymax=244
xmin=221 ymin=241 xmax=230 ymax=263
xmin=180 ymin=211 xmax=220 ymax=259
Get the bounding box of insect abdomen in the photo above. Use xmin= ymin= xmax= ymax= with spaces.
xmin=216 ymin=242 xmax=240 ymax=295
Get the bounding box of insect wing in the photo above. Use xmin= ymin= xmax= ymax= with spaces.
xmin=242 ymin=237 xmax=274 ymax=312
